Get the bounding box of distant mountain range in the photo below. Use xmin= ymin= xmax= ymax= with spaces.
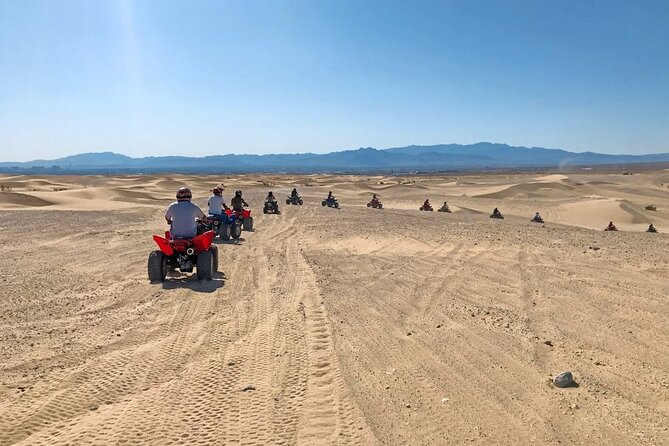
xmin=2 ymin=143 xmax=669 ymax=174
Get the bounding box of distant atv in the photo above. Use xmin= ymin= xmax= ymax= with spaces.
xmin=419 ymin=204 xmax=433 ymax=211
xmin=490 ymin=212 xmax=504 ymax=219
xmin=322 ymin=197 xmax=339 ymax=208
xmin=148 ymin=230 xmax=218 ymax=282
xmin=286 ymin=195 xmax=303 ymax=205
xmin=367 ymin=198 xmax=383 ymax=209
xmin=438 ymin=205 xmax=452 ymax=213
xmin=263 ymin=200 xmax=281 ymax=214
xmin=531 ymin=216 xmax=544 ymax=223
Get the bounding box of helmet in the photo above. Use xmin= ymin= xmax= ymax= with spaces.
xmin=268 ymin=191 xmax=273 ymax=195
xmin=235 ymin=190 xmax=241 ymax=197
xmin=213 ymin=187 xmax=222 ymax=196
xmin=176 ymin=187 xmax=192 ymax=201
xmin=329 ymin=191 xmax=332 ymax=194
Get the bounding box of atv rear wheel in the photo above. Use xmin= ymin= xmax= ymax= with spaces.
xmin=196 ymin=249 xmax=213 ymax=281
xmin=219 ymin=223 xmax=231 ymax=240
xmin=210 ymin=245 xmax=218 ymax=272
xmin=231 ymin=223 xmax=242 ymax=239
xmin=243 ymin=216 xmax=253 ymax=231
xmin=148 ymin=250 xmax=166 ymax=283
xmin=298 ymin=199 xmax=303 ymax=205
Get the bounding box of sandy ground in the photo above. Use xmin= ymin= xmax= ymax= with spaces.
xmin=0 ymin=172 xmax=668 ymax=445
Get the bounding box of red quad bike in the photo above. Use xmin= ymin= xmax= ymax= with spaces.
xmin=367 ymin=198 xmax=383 ymax=209
xmin=225 ymin=208 xmax=253 ymax=238
xmin=148 ymin=230 xmax=218 ymax=283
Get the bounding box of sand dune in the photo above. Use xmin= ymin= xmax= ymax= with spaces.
xmin=0 ymin=171 xmax=668 ymax=445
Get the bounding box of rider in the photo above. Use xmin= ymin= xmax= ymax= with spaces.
xmin=606 ymin=221 xmax=617 ymax=231
xmin=439 ymin=201 xmax=450 ymax=211
xmin=647 ymin=223 xmax=657 ymax=233
xmin=533 ymin=212 xmax=543 ymax=222
xmin=165 ymin=187 xmax=205 ymax=238
xmin=207 ymin=186 xmax=229 ymax=216
xmin=266 ymin=191 xmax=276 ymax=203
xmin=291 ymin=188 xmax=299 ymax=198
xmin=372 ymin=193 xmax=379 ymax=202
xmin=423 ymin=199 xmax=431 ymax=209
xmin=493 ymin=207 xmax=502 ymax=217
xmin=231 ymin=190 xmax=249 ymax=212
xmin=327 ymin=191 xmax=335 ymax=202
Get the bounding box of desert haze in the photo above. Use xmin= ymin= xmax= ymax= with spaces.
xmin=0 ymin=171 xmax=668 ymax=445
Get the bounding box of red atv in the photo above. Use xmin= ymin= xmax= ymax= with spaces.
xmin=148 ymin=230 xmax=218 ymax=282
xmin=226 ymin=208 xmax=254 ymax=233
xmin=367 ymin=198 xmax=383 ymax=209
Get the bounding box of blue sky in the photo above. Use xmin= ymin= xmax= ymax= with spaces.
xmin=1 ymin=0 xmax=668 ymax=161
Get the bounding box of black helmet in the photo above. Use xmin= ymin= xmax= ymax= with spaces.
xmin=176 ymin=187 xmax=192 ymax=201
xmin=235 ymin=190 xmax=241 ymax=197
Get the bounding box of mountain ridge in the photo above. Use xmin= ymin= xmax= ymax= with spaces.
xmin=2 ymin=143 xmax=669 ymax=174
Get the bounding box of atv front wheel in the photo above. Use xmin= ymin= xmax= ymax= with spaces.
xmin=334 ymin=202 xmax=339 ymax=208
xmin=322 ymin=201 xmax=326 ymax=206
xmin=196 ymin=250 xmax=213 ymax=281
xmin=148 ymin=250 xmax=166 ymax=283
xmin=298 ymin=199 xmax=303 ymax=205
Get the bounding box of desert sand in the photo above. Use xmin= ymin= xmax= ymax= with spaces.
xmin=0 ymin=171 xmax=668 ymax=445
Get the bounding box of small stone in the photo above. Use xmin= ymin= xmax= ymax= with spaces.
xmin=570 ymin=403 xmax=579 ymax=410
xmin=406 ymin=332 xmax=412 ymax=336
xmin=544 ymin=340 xmax=554 ymax=347
xmin=553 ymin=371 xmax=575 ymax=388
xmin=241 ymin=385 xmax=256 ymax=392
xmin=405 ymin=404 xmax=411 ymax=408
xmin=441 ymin=397 xmax=449 ymax=403
xmin=436 ymin=324 xmax=442 ymax=328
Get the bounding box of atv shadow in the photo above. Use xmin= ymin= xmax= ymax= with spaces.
xmin=162 ymin=271 xmax=226 ymax=293
xmin=214 ymin=238 xmax=245 ymax=245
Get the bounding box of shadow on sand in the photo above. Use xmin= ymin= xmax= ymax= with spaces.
xmin=214 ymin=237 xmax=245 ymax=245
xmin=162 ymin=271 xmax=226 ymax=293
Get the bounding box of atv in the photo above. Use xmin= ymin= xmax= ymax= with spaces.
xmin=227 ymin=208 xmax=253 ymax=233
xmin=437 ymin=205 xmax=452 ymax=213
xmin=531 ymin=216 xmax=544 ymax=223
xmin=148 ymin=230 xmax=218 ymax=283
xmin=419 ymin=204 xmax=433 ymax=211
xmin=490 ymin=212 xmax=504 ymax=219
xmin=286 ymin=195 xmax=303 ymax=205
xmin=199 ymin=214 xmax=232 ymax=240
xmin=322 ymin=197 xmax=339 ymax=208
xmin=263 ymin=200 xmax=281 ymax=214
xmin=367 ymin=199 xmax=383 ymax=209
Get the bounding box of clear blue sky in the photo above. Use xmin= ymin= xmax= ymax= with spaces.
xmin=1 ymin=0 xmax=668 ymax=161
